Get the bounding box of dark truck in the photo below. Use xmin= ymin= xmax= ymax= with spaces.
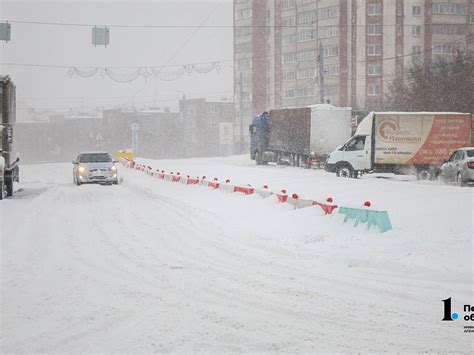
xmin=0 ymin=75 xmax=19 ymax=199
xmin=249 ymin=104 xmax=352 ymax=167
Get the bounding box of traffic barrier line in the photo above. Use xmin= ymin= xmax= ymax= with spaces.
xmin=119 ymin=158 xmax=392 ymax=232
xmin=233 ymin=186 xmax=254 ymax=195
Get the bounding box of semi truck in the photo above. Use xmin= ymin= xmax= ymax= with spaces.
xmin=326 ymin=112 xmax=472 ymax=179
xmin=0 ymin=75 xmax=19 ymax=199
xmin=250 ymin=104 xmax=352 ymax=167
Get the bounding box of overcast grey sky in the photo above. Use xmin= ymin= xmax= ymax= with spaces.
xmin=0 ymin=0 xmax=233 ymax=117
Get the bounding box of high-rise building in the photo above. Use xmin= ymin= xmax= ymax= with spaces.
xmin=233 ymin=0 xmax=474 ymax=145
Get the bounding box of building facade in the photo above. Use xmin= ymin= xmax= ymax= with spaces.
xmin=234 ymin=0 xmax=474 ymax=143
xmin=179 ymin=98 xmax=235 ymax=157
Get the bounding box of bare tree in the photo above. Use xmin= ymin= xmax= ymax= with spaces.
xmin=385 ymin=52 xmax=474 ymax=113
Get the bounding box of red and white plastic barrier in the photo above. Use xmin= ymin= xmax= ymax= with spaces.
xmin=120 ymin=159 xmax=340 ymax=215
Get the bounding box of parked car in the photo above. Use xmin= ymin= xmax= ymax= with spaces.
xmin=72 ymin=152 xmax=119 ymax=185
xmin=439 ymin=147 xmax=474 ymax=186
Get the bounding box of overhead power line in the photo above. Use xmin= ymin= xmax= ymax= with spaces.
xmin=2 ymin=19 xmax=473 ymax=29
xmin=2 ymin=34 xmax=471 ymax=70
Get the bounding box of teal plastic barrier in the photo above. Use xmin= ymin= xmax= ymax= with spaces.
xmin=338 ymin=207 xmax=393 ymax=233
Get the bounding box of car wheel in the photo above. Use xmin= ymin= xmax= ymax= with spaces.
xmin=336 ymin=164 xmax=354 ymax=178
xmin=456 ymin=172 xmax=465 ymax=187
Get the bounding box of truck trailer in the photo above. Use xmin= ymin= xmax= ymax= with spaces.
xmin=250 ymin=104 xmax=352 ymax=167
xmin=0 ymin=75 xmax=19 ymax=199
xmin=326 ymin=112 xmax=472 ymax=179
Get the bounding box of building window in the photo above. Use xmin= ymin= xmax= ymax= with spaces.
xmin=432 ymin=3 xmax=467 ymax=15
xmin=432 ymin=24 xmax=465 ymax=35
xmin=236 ymin=9 xmax=252 ymax=20
xmin=297 ymin=68 xmax=316 ymax=79
xmin=412 ymin=26 xmax=421 ymax=36
xmin=397 ymin=2 xmax=403 ymax=15
xmin=282 ymin=53 xmax=297 ymax=63
xmin=318 ymin=26 xmax=339 ymax=38
xmin=242 ymin=73 xmax=252 ymax=85
xmin=238 ymin=59 xmax=251 ymax=69
xmin=471 ymin=14 xmax=474 ymax=23
xmin=368 ymin=44 xmax=382 ymax=56
xmin=235 ymin=27 xmax=251 ymax=37
xmin=284 ymin=89 xmax=296 ymax=98
xmin=367 ymin=24 xmax=382 ymax=35
xmin=241 ymin=92 xmax=252 ymax=101
xmin=412 ymin=6 xmax=422 ymax=16
xmin=282 ymin=0 xmax=296 ymax=10
xmin=368 ymin=84 xmax=381 ymax=96
xmin=324 ymin=65 xmax=339 ymax=76
xmin=296 ymin=87 xmax=314 ymax=97
xmin=297 ymin=0 xmax=312 ymax=5
xmin=433 ymin=43 xmax=462 ymax=55
xmin=367 ymin=3 xmax=382 ymax=16
xmin=396 ymin=24 xmax=402 ymax=35
xmin=368 ymin=64 xmax=382 ymax=76
xmin=318 ymin=6 xmax=338 ymax=20
xmin=298 ymin=11 xmax=316 ymax=24
xmin=297 ymin=50 xmax=316 ymax=61
xmin=283 ymin=71 xmax=296 ymax=81
xmin=323 ymin=45 xmax=339 ymax=57
xmin=282 ymin=16 xmax=296 ymax=28
xmin=298 ymin=30 xmax=315 ymax=42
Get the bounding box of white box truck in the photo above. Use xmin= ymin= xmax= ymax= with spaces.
xmin=326 ymin=112 xmax=472 ymax=179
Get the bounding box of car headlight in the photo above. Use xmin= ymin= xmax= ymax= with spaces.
xmin=78 ymin=166 xmax=86 ymax=173
xmin=111 ymin=165 xmax=117 ymax=171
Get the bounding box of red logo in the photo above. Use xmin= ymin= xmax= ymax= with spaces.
xmin=378 ymin=120 xmax=398 ymax=140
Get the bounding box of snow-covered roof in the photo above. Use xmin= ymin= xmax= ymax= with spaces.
xmin=308 ymin=104 xmax=352 ymax=111
xmin=77 ymin=151 xmax=111 ymax=155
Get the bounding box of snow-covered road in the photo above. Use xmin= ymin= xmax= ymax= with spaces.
xmin=1 ymin=156 xmax=472 ymax=353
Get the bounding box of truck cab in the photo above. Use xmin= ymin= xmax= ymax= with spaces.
xmin=326 ymin=135 xmax=372 ymax=177
xmin=249 ymin=112 xmax=269 ymax=165
xmin=0 ymin=75 xmax=19 ymax=199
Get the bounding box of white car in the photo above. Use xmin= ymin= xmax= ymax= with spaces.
xmin=440 ymin=147 xmax=474 ymax=186
xmin=72 ymin=152 xmax=119 ymax=186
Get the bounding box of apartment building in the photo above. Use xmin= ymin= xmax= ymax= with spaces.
xmin=234 ymin=0 xmax=474 ymax=143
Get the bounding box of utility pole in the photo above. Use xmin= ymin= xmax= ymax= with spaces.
xmin=239 ymin=72 xmax=244 ymax=153
xmin=319 ymin=42 xmax=325 ymax=104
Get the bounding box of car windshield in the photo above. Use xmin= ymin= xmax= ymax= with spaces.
xmin=466 ymin=150 xmax=474 ymax=158
xmin=78 ymin=153 xmax=112 ymax=163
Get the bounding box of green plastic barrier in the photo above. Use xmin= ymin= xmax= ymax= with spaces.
xmin=338 ymin=207 xmax=393 ymax=233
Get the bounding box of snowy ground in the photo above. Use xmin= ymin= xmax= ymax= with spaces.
xmin=1 ymin=155 xmax=473 ymax=353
